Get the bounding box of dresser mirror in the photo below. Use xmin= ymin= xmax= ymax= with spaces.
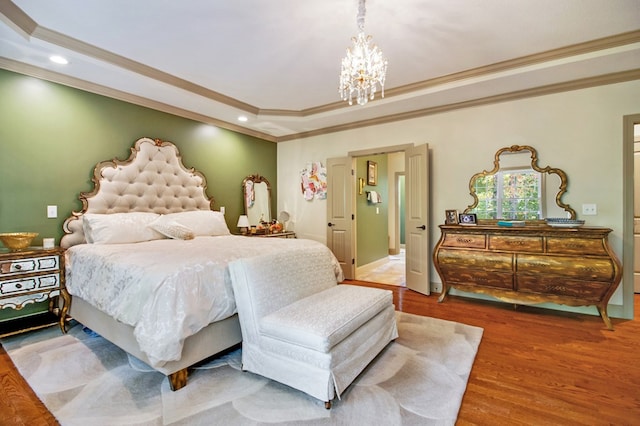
xmin=243 ymin=174 xmax=272 ymax=226
xmin=464 ymin=145 xmax=576 ymax=220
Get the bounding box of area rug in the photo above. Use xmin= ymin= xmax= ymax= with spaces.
xmin=2 ymin=312 xmax=483 ymax=425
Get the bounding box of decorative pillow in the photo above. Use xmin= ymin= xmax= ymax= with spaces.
xmin=157 ymin=210 xmax=230 ymax=236
xmin=83 ymin=212 xmax=163 ymax=244
xmin=148 ymin=218 xmax=195 ymax=240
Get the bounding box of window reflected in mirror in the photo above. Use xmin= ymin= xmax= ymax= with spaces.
xmin=465 ymin=145 xmax=575 ymax=220
xmin=472 ymin=168 xmax=543 ymax=220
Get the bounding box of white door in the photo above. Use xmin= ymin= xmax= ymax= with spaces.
xmin=326 ymin=156 xmax=354 ymax=279
xmin=634 ymin=137 xmax=640 ymax=293
xmin=405 ymin=144 xmax=430 ymax=294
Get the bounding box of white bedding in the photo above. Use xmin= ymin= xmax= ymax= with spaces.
xmin=65 ymin=236 xmax=343 ymax=367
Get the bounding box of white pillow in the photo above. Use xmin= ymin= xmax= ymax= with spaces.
xmin=158 ymin=210 xmax=230 ymax=236
xmin=148 ymin=218 xmax=195 ymax=240
xmin=83 ymin=212 xmax=163 ymax=244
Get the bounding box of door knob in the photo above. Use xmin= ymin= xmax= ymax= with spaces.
xmin=416 ymin=225 xmax=426 ymax=230
xmin=328 ymin=222 xmax=334 ymax=227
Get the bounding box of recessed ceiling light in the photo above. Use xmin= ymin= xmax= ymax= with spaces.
xmin=49 ymin=55 xmax=69 ymax=65
xmin=237 ymin=116 xmax=248 ymax=122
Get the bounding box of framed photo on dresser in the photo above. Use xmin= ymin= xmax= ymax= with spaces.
xmin=459 ymin=213 xmax=478 ymax=225
xmin=445 ymin=209 xmax=459 ymax=224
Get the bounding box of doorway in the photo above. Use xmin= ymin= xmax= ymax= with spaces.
xmin=354 ymin=153 xmax=406 ymax=286
xmin=327 ymin=143 xmax=429 ymax=294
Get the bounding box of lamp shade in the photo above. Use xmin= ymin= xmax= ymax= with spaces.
xmin=237 ymin=215 xmax=250 ymax=228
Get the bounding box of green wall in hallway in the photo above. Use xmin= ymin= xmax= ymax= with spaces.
xmin=356 ymin=154 xmax=389 ymax=266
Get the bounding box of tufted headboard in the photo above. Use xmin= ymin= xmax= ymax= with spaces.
xmin=61 ymin=137 xmax=215 ymax=248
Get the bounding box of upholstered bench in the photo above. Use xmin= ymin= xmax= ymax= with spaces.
xmin=229 ymin=246 xmax=398 ymax=408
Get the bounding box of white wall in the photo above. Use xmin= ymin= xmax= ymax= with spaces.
xmin=277 ymin=80 xmax=640 ymax=317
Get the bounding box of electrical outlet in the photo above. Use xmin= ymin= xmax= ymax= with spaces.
xmin=582 ymin=203 xmax=597 ymax=216
xmin=47 ymin=205 xmax=57 ymax=218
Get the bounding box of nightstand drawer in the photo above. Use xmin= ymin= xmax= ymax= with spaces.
xmin=0 ymin=255 xmax=60 ymax=276
xmin=0 ymin=274 xmax=60 ymax=295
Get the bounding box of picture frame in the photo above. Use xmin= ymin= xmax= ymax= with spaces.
xmin=459 ymin=213 xmax=478 ymax=226
xmin=367 ymin=161 xmax=377 ymax=186
xmin=445 ymin=209 xmax=459 ymax=224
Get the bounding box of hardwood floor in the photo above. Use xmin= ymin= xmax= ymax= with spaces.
xmin=1 ymin=283 xmax=638 ymax=425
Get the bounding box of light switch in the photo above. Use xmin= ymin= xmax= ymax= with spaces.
xmin=47 ymin=205 xmax=57 ymax=218
xmin=220 ymin=206 xmax=225 ymax=215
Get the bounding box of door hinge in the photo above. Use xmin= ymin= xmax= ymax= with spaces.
xmin=351 ymin=214 xmax=354 ymax=220
xmin=351 ymin=169 xmax=355 ymax=175
xmin=352 ymin=259 xmax=355 ymax=265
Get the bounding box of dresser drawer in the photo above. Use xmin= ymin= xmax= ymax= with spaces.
xmin=441 ymin=268 xmax=513 ymax=290
xmin=438 ymin=249 xmax=513 ymax=271
xmin=489 ymin=235 xmax=543 ymax=252
xmin=0 ymin=273 xmax=60 ymax=295
xmin=516 ymin=255 xmax=614 ymax=281
xmin=0 ymin=255 xmax=59 ymax=276
xmin=516 ymin=275 xmax=609 ymax=301
xmin=441 ymin=233 xmax=486 ymax=249
xmin=546 ymin=237 xmax=608 ymax=256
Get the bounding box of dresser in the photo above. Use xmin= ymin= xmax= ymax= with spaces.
xmin=433 ymin=224 xmax=623 ymax=329
xmin=0 ymin=247 xmax=69 ymax=335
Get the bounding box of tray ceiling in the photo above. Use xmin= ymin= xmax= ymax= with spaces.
xmin=1 ymin=0 xmax=639 ymax=141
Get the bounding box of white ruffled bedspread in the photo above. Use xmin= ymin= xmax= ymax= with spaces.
xmin=65 ymin=236 xmax=343 ymax=367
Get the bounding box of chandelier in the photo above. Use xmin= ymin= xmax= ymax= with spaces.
xmin=339 ymin=0 xmax=388 ymax=106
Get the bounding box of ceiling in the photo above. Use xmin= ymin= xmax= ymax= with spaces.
xmin=1 ymin=0 xmax=639 ymax=142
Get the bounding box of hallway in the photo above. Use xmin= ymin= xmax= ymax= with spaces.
xmin=357 ymin=249 xmax=405 ymax=286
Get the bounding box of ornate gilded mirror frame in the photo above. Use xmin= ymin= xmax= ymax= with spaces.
xmin=242 ymin=174 xmax=272 ymax=226
xmin=465 ymin=145 xmax=576 ymax=220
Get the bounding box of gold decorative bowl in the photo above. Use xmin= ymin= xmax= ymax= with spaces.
xmin=0 ymin=232 xmax=38 ymax=251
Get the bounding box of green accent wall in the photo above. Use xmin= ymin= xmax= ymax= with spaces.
xmin=0 ymin=69 xmax=276 ymax=321
xmin=356 ymin=154 xmax=389 ymax=266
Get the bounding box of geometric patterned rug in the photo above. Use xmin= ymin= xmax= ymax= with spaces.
xmin=3 ymin=312 xmax=482 ymax=425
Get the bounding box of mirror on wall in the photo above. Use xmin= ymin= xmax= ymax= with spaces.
xmin=464 ymin=145 xmax=576 ymax=220
xmin=243 ymin=174 xmax=272 ymax=226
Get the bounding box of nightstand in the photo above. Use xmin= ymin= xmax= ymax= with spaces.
xmin=0 ymin=247 xmax=70 ymax=336
xmin=242 ymin=231 xmax=297 ymax=238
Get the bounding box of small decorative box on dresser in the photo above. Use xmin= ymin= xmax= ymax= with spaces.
xmin=433 ymin=224 xmax=623 ymax=330
xmin=0 ymin=247 xmax=69 ymax=335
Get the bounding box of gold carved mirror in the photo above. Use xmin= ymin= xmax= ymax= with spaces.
xmin=465 ymin=145 xmax=576 ymax=220
xmin=242 ymin=174 xmax=272 ymax=226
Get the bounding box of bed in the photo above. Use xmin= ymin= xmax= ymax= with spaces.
xmin=60 ymin=137 xmax=342 ymax=390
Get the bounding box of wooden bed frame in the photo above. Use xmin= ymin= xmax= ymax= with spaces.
xmin=60 ymin=137 xmax=242 ymax=390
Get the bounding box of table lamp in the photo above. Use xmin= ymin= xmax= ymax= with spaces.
xmin=237 ymin=215 xmax=250 ymax=235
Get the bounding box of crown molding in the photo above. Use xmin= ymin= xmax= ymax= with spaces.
xmin=277 ymin=68 xmax=640 ymax=142
xmin=0 ymin=58 xmax=278 ymax=143
xmin=261 ymin=30 xmax=640 ymax=118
